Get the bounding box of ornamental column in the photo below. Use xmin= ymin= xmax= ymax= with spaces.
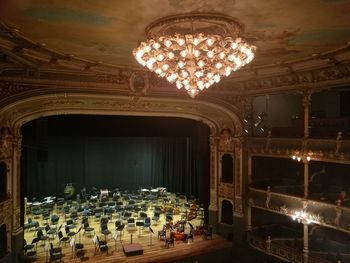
xmin=303 ymin=222 xmax=309 ymax=263
xmin=12 ymin=126 xmax=22 ymax=233
xmin=303 ymin=158 xmax=309 ymax=199
xmin=247 ymin=205 xmax=252 ymax=231
xmin=302 ymin=91 xmax=311 ymax=139
xmin=208 ymin=134 xmax=220 ymax=232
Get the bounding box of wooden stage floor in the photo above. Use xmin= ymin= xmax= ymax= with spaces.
xmin=28 ymin=234 xmax=232 ymax=262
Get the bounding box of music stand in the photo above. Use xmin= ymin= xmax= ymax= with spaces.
xmin=149 ymin=227 xmax=155 ymax=246
xmin=70 ymin=238 xmax=75 ymax=257
xmin=76 ymin=227 xmax=82 ymax=243
xmin=136 ymin=221 xmax=144 ymax=237
xmin=188 ymin=222 xmax=194 ymax=243
xmin=44 ymin=240 xmax=49 ymax=263
xmin=113 ymin=231 xmax=118 ymax=251
xmin=56 ymin=224 xmax=63 ymax=234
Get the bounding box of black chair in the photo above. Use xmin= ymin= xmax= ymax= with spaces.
xmin=75 ymin=243 xmax=85 ymax=258
xmin=49 ymin=246 xmax=63 ymax=262
xmin=96 ymin=236 xmax=108 ymax=255
xmin=58 ymin=231 xmax=70 ymax=247
xmin=144 ymin=217 xmax=151 ymax=229
xmin=165 ymin=232 xmax=175 ymax=248
xmin=101 ymin=223 xmax=111 ymax=240
xmin=23 ymin=239 xmax=34 ymax=253
xmin=65 ymin=226 xmax=76 ymax=238
xmin=116 ymin=224 xmax=125 ymax=239
xmin=50 ymin=242 xmax=62 ymax=254
xmin=37 ymin=229 xmax=49 ymax=245
xmin=100 ymin=217 xmax=109 ymax=225
xmin=25 ymin=218 xmax=38 ymax=232
xmin=158 ymin=228 xmax=166 ymax=240
xmin=45 ymin=224 xmax=56 ymax=239
xmin=139 ymin=211 xmax=147 ymax=220
xmin=152 ymin=212 xmax=160 ymax=224
xmin=203 ymin=225 xmax=213 ymax=240
xmin=25 ymin=237 xmax=39 ymax=260
xmin=186 ymin=230 xmax=194 ymax=243
xmin=83 ymin=222 xmax=95 ymax=237
xmin=66 ymin=219 xmax=76 ymax=230
xmin=50 ymin=215 xmax=59 ymax=226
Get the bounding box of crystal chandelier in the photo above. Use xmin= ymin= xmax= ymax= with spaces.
xmin=133 ymin=13 xmax=256 ymax=98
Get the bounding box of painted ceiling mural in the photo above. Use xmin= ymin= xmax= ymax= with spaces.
xmin=2 ymin=0 xmax=350 ymax=67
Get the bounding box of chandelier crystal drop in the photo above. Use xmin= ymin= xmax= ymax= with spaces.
xmin=133 ymin=14 xmax=256 ymax=98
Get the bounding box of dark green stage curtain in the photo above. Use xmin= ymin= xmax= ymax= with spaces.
xmin=23 ymin=135 xmax=206 ymax=202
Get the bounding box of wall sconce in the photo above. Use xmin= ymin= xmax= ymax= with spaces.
xmin=291 ymin=152 xmax=312 ymax=162
xmin=292 ymin=155 xmax=311 ymax=162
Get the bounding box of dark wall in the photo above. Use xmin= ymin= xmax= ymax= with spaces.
xmin=251 ymin=156 xmax=303 ymax=193
xmin=0 ymin=162 xmax=6 ymax=200
xmin=0 ymin=224 xmax=6 ymax=259
xmin=21 ymin=115 xmax=210 ymax=205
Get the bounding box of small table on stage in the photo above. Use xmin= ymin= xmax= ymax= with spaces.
xmin=123 ymin=243 xmax=143 ymax=257
xmin=127 ymin=227 xmax=137 ymax=244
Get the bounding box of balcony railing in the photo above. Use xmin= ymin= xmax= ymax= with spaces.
xmin=247 ymin=137 xmax=350 ymax=161
xmin=249 ymin=187 xmax=350 ymax=234
xmin=247 ymin=232 xmax=333 ymax=263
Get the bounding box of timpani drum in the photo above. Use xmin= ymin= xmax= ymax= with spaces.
xmin=157 ymin=187 xmax=167 ymax=196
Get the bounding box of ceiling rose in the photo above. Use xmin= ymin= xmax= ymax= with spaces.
xmin=133 ymin=13 xmax=256 ymax=98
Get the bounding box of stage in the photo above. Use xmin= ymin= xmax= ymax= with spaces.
xmin=25 ymin=233 xmax=231 ymax=262
xmin=24 ymin=190 xmax=231 ymax=262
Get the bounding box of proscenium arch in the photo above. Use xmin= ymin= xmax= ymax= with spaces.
xmin=0 ymin=92 xmax=243 ymax=244
xmin=0 ymin=93 xmax=242 ymax=136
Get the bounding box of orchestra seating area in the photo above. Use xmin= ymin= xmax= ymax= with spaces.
xmin=22 ymin=186 xmax=219 ymax=262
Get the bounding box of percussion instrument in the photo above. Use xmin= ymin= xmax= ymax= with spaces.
xmin=157 ymin=187 xmax=166 ymax=196
xmin=64 ymin=183 xmax=75 ymax=199
xmin=150 ymin=189 xmax=159 ymax=194
xmin=141 ymin=189 xmax=150 ymax=196
xmin=173 ymin=232 xmax=186 ymax=241
xmin=100 ymin=189 xmax=109 ymax=198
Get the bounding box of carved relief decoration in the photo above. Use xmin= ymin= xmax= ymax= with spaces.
xmin=219 ymin=183 xmax=234 ymax=199
xmin=0 ymin=199 xmax=12 ymax=226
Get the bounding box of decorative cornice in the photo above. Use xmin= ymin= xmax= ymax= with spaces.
xmin=1 ymin=22 xmax=350 ymax=97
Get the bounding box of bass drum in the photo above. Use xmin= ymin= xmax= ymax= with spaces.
xmin=64 ymin=183 xmax=75 ymax=199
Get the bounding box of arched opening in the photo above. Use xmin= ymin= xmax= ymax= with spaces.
xmin=0 ymin=224 xmax=7 ymax=259
xmin=221 ymin=200 xmax=233 ymax=225
xmin=0 ymin=162 xmax=7 ymax=200
xmin=221 ymin=154 xmax=233 ymax=183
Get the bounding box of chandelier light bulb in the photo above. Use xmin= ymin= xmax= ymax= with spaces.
xmin=168 ymin=52 xmax=174 ymax=59
xmin=193 ymin=38 xmax=200 ymax=46
xmin=206 ymin=38 xmax=214 ymax=46
xmin=178 ymin=61 xmax=185 ymax=68
xmin=133 ymin=14 xmax=256 ymax=98
xmin=157 ymin=54 xmax=164 ymax=61
xmin=144 ymin=45 xmax=151 ymax=53
xmin=177 ymin=38 xmax=185 ymax=46
xmin=180 ymin=50 xmax=187 ymax=57
xmin=153 ymin=42 xmax=161 ymax=49
xmin=198 ymin=60 xmax=205 ymax=68
xmin=207 ymin=51 xmax=214 ymax=58
xmin=162 ymin=64 xmax=169 ymax=71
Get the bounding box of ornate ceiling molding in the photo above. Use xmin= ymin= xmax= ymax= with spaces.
xmin=0 ymin=93 xmax=243 ymax=137
xmin=1 ymin=22 xmax=350 ymax=97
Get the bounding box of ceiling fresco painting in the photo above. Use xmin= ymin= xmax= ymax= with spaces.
xmin=2 ymin=0 xmax=350 ymax=67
